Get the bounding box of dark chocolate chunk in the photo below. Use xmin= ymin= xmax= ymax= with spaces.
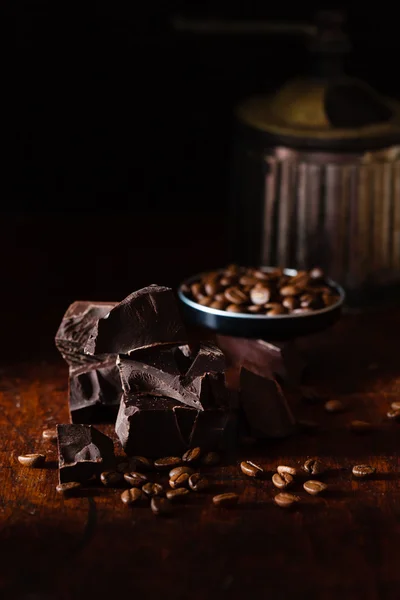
xmin=117 ymin=342 xmax=230 ymax=411
xmin=239 ymin=368 xmax=296 ymax=439
xmin=115 ymin=394 xmax=237 ymax=457
xmin=69 ymin=358 xmax=122 ymax=424
xmin=216 ymin=335 xmax=306 ymax=386
xmin=57 ymin=424 xmax=115 ymax=483
xmin=55 ymin=301 xmax=117 ymax=367
xmin=85 ymin=285 xmax=187 ymax=356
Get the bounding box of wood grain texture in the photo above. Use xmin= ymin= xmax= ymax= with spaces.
xmin=1 ymin=308 xmax=400 ymax=600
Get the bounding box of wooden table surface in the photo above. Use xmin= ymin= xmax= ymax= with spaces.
xmin=1 ymin=306 xmax=400 ymax=600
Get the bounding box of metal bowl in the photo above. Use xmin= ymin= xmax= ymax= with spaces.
xmin=178 ymin=268 xmax=345 ymax=340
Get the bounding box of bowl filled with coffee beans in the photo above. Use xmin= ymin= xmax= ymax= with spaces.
xmin=178 ymin=265 xmax=345 ymax=339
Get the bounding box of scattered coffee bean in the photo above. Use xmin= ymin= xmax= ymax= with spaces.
xmin=350 ymin=420 xmax=374 ymax=434
xmin=303 ymin=458 xmax=325 ymax=476
xmin=154 ymin=457 xmax=181 ymax=470
xmin=240 ymin=460 xmax=264 ymax=478
xmin=100 ymin=471 xmax=124 ymax=487
xmin=142 ymin=482 xmax=164 ymax=497
xmin=277 ymin=465 xmax=297 ymax=477
xmin=201 ymin=452 xmax=220 ymax=467
xmin=325 ymin=399 xmax=345 ymax=413
xmin=303 ymin=480 xmax=327 ymax=495
xmin=121 ymin=488 xmax=144 ymax=505
xmin=124 ymin=472 xmax=149 ymax=487
xmin=272 ymin=472 xmax=293 ymax=489
xmin=18 ymin=453 xmax=45 ymax=468
xmin=166 ymin=488 xmax=190 ymax=502
xmin=169 ymin=471 xmax=190 ymax=489
xmin=56 ymin=482 xmax=81 ymax=496
xmin=274 ymin=492 xmax=300 ymax=508
xmin=42 ymin=428 xmax=57 ymax=442
xmin=391 ymin=402 xmax=400 ymax=412
xmin=183 ymin=266 xmax=339 ymax=316
xmin=212 ymin=493 xmax=239 ymax=507
xmin=116 ymin=461 xmax=130 ymax=473
xmin=150 ymin=496 xmax=172 ymax=516
xmin=182 ymin=447 xmax=202 ymax=464
xmin=188 ymin=473 xmax=208 ymax=492
xmin=387 ymin=409 xmax=400 ymax=420
xmin=352 ymin=464 xmax=376 ymax=478
xmin=130 ymin=456 xmax=154 ymax=471
xmin=169 ymin=466 xmax=195 ymax=478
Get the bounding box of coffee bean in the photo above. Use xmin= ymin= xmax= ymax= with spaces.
xmin=226 ymin=304 xmax=243 ymax=313
xmin=387 ymin=409 xmax=400 ymax=420
xmin=350 ymin=420 xmax=373 ymax=434
xmin=391 ymin=402 xmax=400 ymax=411
xmin=154 ymin=457 xmax=181 ymax=470
xmin=142 ymin=482 xmax=164 ymax=497
xmin=124 ymin=471 xmax=149 ymax=487
xmin=240 ymin=460 xmax=263 ymax=478
xmin=225 ymin=263 xmax=240 ymax=275
xmin=352 ymin=464 xmax=376 ymax=478
xmin=210 ymin=300 xmax=227 ymax=310
xmin=280 ymin=285 xmax=299 ymax=297
xmin=121 ymin=488 xmax=143 ymax=505
xmin=214 ymin=293 xmax=226 ymax=303
xmin=303 ymin=459 xmax=325 ymax=476
xmin=42 ymin=428 xmax=57 ymax=442
xmin=250 ymin=286 xmax=271 ymax=305
xmin=116 ymin=461 xmax=130 ymax=473
xmin=169 ymin=472 xmax=190 ymax=489
xmin=220 ymin=276 xmax=234 ymax=287
xmin=151 ymin=496 xmax=172 ymax=516
xmin=274 ymin=492 xmax=300 ymax=508
xmin=198 ymin=297 xmax=212 ymax=306
xmin=188 ymin=473 xmax=208 ymax=492
xmin=303 ymin=480 xmax=327 ymax=495
xmin=182 ymin=447 xmax=202 ymax=464
xmin=277 ymin=465 xmax=297 ymax=477
xmin=56 ymin=482 xmax=81 ymax=496
xmin=309 ymin=267 xmax=324 ymax=281
xmin=100 ymin=471 xmax=125 ymax=487
xmin=201 ymin=452 xmax=220 ymax=467
xmin=300 ymin=293 xmax=321 ymax=309
xmin=169 ymin=466 xmax=195 ymax=478
xmin=225 ymin=286 xmax=248 ymax=305
xmin=272 ymin=472 xmax=293 ymax=489
xmin=239 ymin=275 xmax=258 ymax=286
xmin=166 ymin=488 xmax=190 ymax=502
xmin=265 ymin=304 xmax=287 ymax=315
xmin=205 ymin=281 xmax=222 ymax=296
xmin=18 ymin=453 xmax=45 ymax=468
xmin=282 ymin=296 xmax=299 ymax=311
xmin=322 ymin=293 xmax=339 ymax=307
xmin=130 ymin=456 xmax=153 ymax=471
xmin=247 ymin=305 xmax=264 ymax=314
xmin=325 ymin=399 xmax=345 ymax=413
xmin=290 ymin=271 xmax=310 ymax=288
xmin=292 ymin=308 xmax=312 ymax=314
xmin=212 ymin=493 xmax=239 ymax=507
xmin=191 ymin=282 xmax=205 ymax=299
xmin=253 ymin=270 xmax=270 ymax=281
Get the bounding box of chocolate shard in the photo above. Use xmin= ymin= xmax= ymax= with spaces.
xmin=57 ymin=424 xmax=115 ymax=483
xmin=69 ymin=358 xmax=122 ymax=424
xmin=55 ymin=301 xmax=117 ymax=367
xmin=85 ymin=285 xmax=187 ymax=356
xmin=117 ymin=342 xmax=230 ymax=411
xmin=115 ymin=394 xmax=237 ymax=457
xmin=216 ymin=335 xmax=306 ymax=386
xmin=239 ymin=368 xmax=296 ymax=439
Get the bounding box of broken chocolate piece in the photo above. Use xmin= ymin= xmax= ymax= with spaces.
xmin=55 ymin=301 xmax=117 ymax=367
xmin=69 ymin=358 xmax=122 ymax=424
xmin=85 ymin=285 xmax=187 ymax=356
xmin=115 ymin=394 xmax=237 ymax=457
xmin=239 ymin=368 xmax=296 ymax=439
xmin=216 ymin=335 xmax=306 ymax=386
xmin=57 ymin=424 xmax=115 ymax=483
xmin=117 ymin=343 xmax=230 ymax=411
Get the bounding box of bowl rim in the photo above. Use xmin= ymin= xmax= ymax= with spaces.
xmin=178 ymin=267 xmax=345 ymax=321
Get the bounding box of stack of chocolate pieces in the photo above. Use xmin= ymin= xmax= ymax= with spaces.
xmin=56 ymin=285 xmax=238 ymax=457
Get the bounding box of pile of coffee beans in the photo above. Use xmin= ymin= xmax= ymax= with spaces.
xmin=181 ymin=265 xmax=340 ymax=316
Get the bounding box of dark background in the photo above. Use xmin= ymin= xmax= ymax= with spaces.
xmin=2 ymin=3 xmax=400 ymax=360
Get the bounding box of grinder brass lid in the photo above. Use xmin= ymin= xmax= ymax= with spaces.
xmin=236 ymin=76 xmax=400 ymax=148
